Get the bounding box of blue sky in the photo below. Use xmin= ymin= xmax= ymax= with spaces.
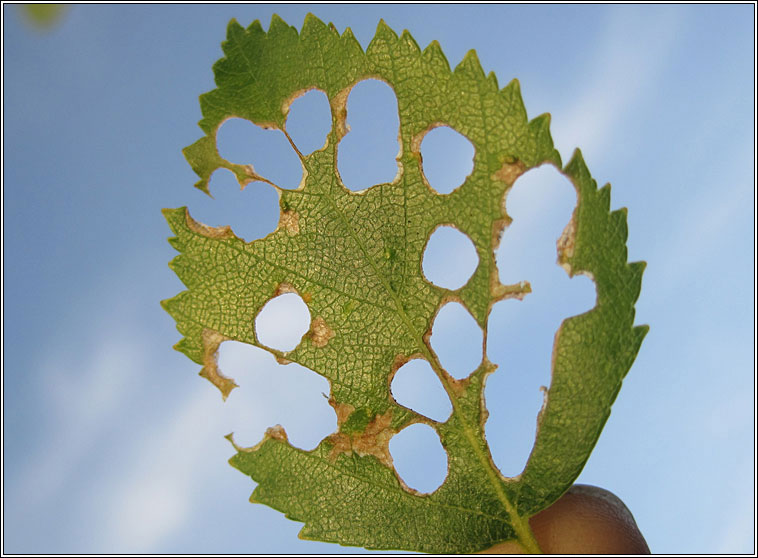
xmin=2 ymin=3 xmax=754 ymax=554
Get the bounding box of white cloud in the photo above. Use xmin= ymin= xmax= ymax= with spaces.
xmin=6 ymin=286 xmax=231 ymax=552
xmin=6 ymin=265 xmax=345 ymax=552
xmin=92 ymin=304 xmax=336 ymax=551
xmin=103 ymin=385 xmax=222 ymax=552
xmin=550 ymin=8 xmax=683 ymax=164
xmin=644 ymin=150 xmax=752 ymax=303
xmin=86 ymin=306 xmax=335 ymax=551
xmin=13 ymin=331 xmax=143 ymax=519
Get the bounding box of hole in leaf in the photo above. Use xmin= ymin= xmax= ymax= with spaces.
xmin=389 ymin=423 xmax=447 ymax=493
xmin=391 ymin=359 xmax=452 ymax=422
xmin=255 ymin=292 xmax=311 ymax=352
xmin=216 ymin=117 xmax=302 ymax=189
xmin=189 ymin=168 xmax=278 ymax=242
xmin=337 ymin=79 xmax=400 ymax=191
xmin=286 ymin=89 xmax=331 ymax=155
xmin=422 ymin=226 xmax=479 ymax=290
xmin=430 ymin=301 xmax=483 ymax=380
xmin=420 ymin=126 xmax=475 ymax=194
xmin=218 ymin=341 xmax=334 ymax=451
xmin=496 ymin=165 xmax=591 ymax=286
xmin=486 ymin=165 xmax=596 ymax=477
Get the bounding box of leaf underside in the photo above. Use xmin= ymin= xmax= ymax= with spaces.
xmin=162 ymin=14 xmax=647 ymax=553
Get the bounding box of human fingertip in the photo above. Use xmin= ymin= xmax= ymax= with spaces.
xmin=529 ymin=484 xmax=650 ymax=554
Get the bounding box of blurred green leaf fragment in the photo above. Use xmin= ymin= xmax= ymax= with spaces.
xmin=20 ymin=4 xmax=67 ymax=29
xmin=162 ymin=13 xmax=647 ymax=554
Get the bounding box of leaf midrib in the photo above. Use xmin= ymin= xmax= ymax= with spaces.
xmin=319 ymin=171 xmax=537 ymax=549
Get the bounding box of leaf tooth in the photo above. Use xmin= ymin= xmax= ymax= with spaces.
xmin=528 ymin=112 xmax=562 ymax=168
xmin=502 ymin=76 xmax=520 ymax=96
xmin=173 ymin=336 xmax=201 ymax=364
xmin=609 ymin=206 xmax=629 ymax=244
xmin=242 ymin=18 xmax=264 ymax=35
xmin=162 ymin=206 xmax=189 ymax=235
xmin=167 ymin=235 xmax=182 ymax=252
xmin=367 ymin=19 xmax=399 ymax=58
xmin=166 ymin=253 xmax=195 ymax=290
xmin=159 ymin=294 xmax=173 ymax=314
xmin=339 ymin=26 xmax=365 ymax=57
xmin=374 ymin=18 xmax=399 ymax=42
xmin=421 ymin=40 xmax=450 ymax=73
xmin=454 ymin=49 xmax=486 ymax=82
xmin=628 ymin=259 xmax=647 ymax=275
xmin=633 ymin=324 xmax=650 ymax=344
xmin=563 ymin=148 xmax=591 ymax=186
xmin=626 ymin=260 xmax=647 ymax=303
xmin=268 ymin=13 xmax=293 ymax=35
xmin=301 ymin=12 xmax=329 ymax=40
xmin=400 ymin=28 xmax=421 ymax=54
xmin=597 ymin=183 xmax=612 ymax=213
xmin=339 ymin=24 xmax=356 ymax=41
xmin=161 ymin=292 xmax=204 ymax=365
xmin=486 ymin=70 xmax=499 ymax=92
xmin=225 ymin=17 xmax=245 ymax=37
xmin=267 ymin=13 xmax=301 ymax=61
xmin=530 ymin=110 xmax=550 ymax=127
xmin=222 ymin=18 xmax=253 ymax=57
xmin=500 ymin=77 xmax=528 ymax=124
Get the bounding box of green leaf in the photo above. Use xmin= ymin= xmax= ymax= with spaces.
xmin=162 ymin=14 xmax=647 ymax=553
